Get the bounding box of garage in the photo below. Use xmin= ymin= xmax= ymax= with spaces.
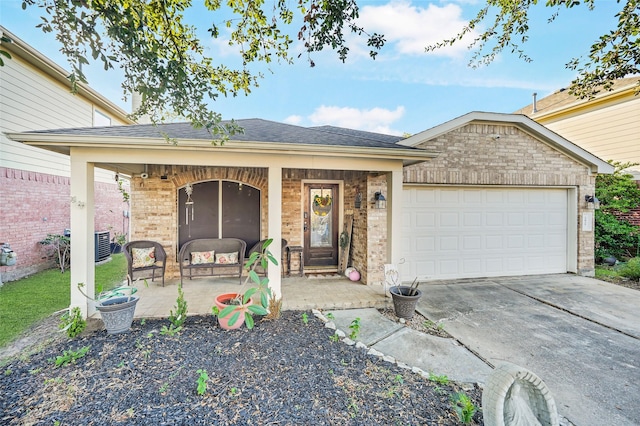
xmin=399 ymin=186 xmax=569 ymax=282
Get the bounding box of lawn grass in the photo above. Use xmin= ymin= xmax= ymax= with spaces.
xmin=0 ymin=254 xmax=127 ymax=348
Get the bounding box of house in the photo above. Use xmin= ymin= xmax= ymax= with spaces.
xmin=514 ymin=76 xmax=640 ymax=226
xmin=513 ymin=76 xmax=640 ymax=176
xmin=8 ymin=112 xmax=613 ymax=317
xmin=0 ymin=26 xmax=134 ymax=282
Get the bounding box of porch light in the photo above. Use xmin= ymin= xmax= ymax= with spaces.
xmin=585 ymin=195 xmax=600 ymax=210
xmin=374 ymin=192 xmax=387 ymax=209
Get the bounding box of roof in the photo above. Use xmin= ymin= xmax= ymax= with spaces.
xmin=399 ymin=111 xmax=614 ymax=174
xmin=0 ymin=26 xmax=133 ymax=125
xmin=513 ymin=76 xmax=640 ymax=118
xmin=8 ymin=119 xmax=438 ymax=173
xmin=22 ymin=119 xmax=409 ymax=149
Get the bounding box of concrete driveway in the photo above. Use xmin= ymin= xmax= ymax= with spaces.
xmin=416 ymin=274 xmax=640 ymax=426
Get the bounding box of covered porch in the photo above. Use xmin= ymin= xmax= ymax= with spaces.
xmin=130 ymin=274 xmax=389 ymax=318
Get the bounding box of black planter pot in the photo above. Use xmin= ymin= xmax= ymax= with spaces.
xmin=389 ymin=286 xmax=422 ymax=319
xmin=110 ymin=243 xmax=122 ymax=254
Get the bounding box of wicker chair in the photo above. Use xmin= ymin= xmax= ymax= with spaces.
xmin=122 ymin=240 xmax=167 ymax=287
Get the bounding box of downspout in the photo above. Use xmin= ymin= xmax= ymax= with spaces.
xmin=532 ymin=93 xmax=538 ymax=114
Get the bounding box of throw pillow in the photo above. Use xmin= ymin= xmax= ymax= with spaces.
xmin=132 ymin=247 xmax=156 ymax=268
xmin=191 ymin=250 xmax=215 ymax=265
xmin=215 ymin=252 xmax=238 ymax=264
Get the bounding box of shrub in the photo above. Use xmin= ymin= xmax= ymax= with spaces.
xmin=619 ymin=258 xmax=640 ymax=281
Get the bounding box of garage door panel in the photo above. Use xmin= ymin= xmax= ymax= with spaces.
xmin=401 ymin=187 xmax=568 ymax=281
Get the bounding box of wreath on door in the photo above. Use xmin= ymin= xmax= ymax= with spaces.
xmin=312 ymin=194 xmax=332 ymax=216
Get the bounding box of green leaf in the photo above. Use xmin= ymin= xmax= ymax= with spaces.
xmin=227 ymin=310 xmax=241 ymax=326
xmin=247 ymin=304 xmax=267 ymax=316
xmin=245 ymin=312 xmax=255 ymax=329
xmin=219 ymin=305 xmax=237 ymax=319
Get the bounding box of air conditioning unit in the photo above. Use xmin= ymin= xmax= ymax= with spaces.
xmin=95 ymin=231 xmax=110 ymax=262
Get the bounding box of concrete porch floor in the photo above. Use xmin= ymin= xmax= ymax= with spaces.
xmin=129 ymin=275 xmax=389 ymax=318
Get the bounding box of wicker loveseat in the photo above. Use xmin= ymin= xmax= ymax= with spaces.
xmin=178 ymin=238 xmax=246 ymax=284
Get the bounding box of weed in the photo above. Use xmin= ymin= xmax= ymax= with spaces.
xmin=50 ymin=345 xmax=90 ymax=368
xmin=159 ymin=366 xmax=184 ymax=394
xmin=4 ymin=368 xmax=12 ymax=376
xmin=328 ymin=368 xmax=334 ymax=375
xmin=301 ymin=312 xmax=309 ymax=325
xmin=326 ymin=312 xmax=335 ymax=320
xmin=160 ymin=325 xmax=182 ymax=336
xmin=329 ymin=334 xmax=340 ymax=342
xmin=393 ymin=374 xmax=404 ymax=385
xmin=59 ymin=307 xmax=86 ymax=338
xmin=116 ymin=361 xmax=125 ymax=368
xmin=196 ymin=369 xmax=209 ymax=396
xmin=264 ymin=293 xmax=282 ymax=320
xmin=168 ymin=283 xmax=188 ymax=328
xmin=229 ymin=387 xmax=239 ymax=396
xmin=347 ymin=398 xmax=359 ymax=418
xmin=140 ymin=318 xmax=146 ymax=326
xmin=428 ymin=372 xmax=449 ymax=386
xmin=340 ymin=358 xmax=348 ymax=366
xmin=135 ymin=339 xmax=144 ymax=350
xmin=451 ymin=392 xmax=477 ymax=424
xmin=619 ymin=257 xmax=640 ymax=281
xmin=44 ymin=377 xmax=64 ymax=385
xmin=348 ymin=317 xmax=361 ymax=340
xmin=29 ymin=367 xmax=43 ymax=375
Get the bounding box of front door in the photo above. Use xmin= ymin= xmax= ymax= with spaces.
xmin=304 ymin=183 xmax=339 ymax=267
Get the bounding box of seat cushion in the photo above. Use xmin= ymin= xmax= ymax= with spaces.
xmin=215 ymin=252 xmax=238 ymax=264
xmin=191 ymin=250 xmax=215 ymax=265
xmin=132 ymin=247 xmax=156 ymax=268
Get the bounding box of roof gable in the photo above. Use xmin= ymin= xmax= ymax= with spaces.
xmin=400 ymin=111 xmax=613 ymax=174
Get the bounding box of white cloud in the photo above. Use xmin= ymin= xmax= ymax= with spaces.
xmin=307 ymin=105 xmax=405 ymax=135
xmin=284 ymin=115 xmax=303 ymax=125
xmin=358 ymin=1 xmax=477 ymax=58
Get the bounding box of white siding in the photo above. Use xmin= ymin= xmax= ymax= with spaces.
xmin=543 ymin=98 xmax=640 ymax=166
xmin=0 ymin=53 xmax=127 ymax=181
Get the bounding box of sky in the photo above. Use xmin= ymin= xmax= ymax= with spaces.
xmin=0 ymin=0 xmax=624 ymax=136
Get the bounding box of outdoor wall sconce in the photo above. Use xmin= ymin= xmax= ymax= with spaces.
xmin=585 ymin=195 xmax=600 ymax=210
xmin=374 ymin=192 xmax=387 ymax=209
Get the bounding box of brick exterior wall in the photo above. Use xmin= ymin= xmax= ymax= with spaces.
xmin=124 ymin=123 xmax=600 ymax=284
xmin=129 ymin=166 xmax=378 ymax=281
xmin=0 ymin=167 xmax=130 ymax=282
xmin=404 ymin=123 xmax=597 ymax=276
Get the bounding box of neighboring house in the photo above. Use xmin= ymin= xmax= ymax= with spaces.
xmin=0 ymin=26 xmax=134 ymax=282
xmin=8 ymin=112 xmax=613 ymax=316
xmin=513 ymin=76 xmax=640 ymax=226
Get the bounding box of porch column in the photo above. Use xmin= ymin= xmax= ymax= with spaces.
xmin=70 ymin=153 xmax=95 ymax=318
xmin=267 ymin=166 xmax=283 ymax=299
xmin=387 ymin=169 xmax=403 ymax=266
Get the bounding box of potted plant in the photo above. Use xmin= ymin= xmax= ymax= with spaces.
xmin=215 ymin=239 xmax=278 ymax=330
xmin=389 ymin=278 xmax=422 ymax=320
xmin=77 ymin=276 xmax=141 ymax=334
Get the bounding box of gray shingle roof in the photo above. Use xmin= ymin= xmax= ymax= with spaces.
xmin=24 ymin=118 xmax=415 ymax=150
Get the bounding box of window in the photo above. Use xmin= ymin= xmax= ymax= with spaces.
xmin=94 ymin=109 xmax=111 ymax=127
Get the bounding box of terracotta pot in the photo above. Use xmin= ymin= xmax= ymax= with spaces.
xmin=215 ymin=293 xmax=246 ymax=330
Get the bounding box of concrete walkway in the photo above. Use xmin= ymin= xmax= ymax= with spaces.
xmin=326 ymin=308 xmax=492 ymax=384
xmin=415 ymin=274 xmax=640 ymax=426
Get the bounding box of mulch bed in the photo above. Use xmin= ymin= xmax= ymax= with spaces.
xmin=0 ymin=311 xmax=483 ymax=425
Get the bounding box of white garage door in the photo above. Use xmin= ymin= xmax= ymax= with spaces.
xmin=399 ymin=187 xmax=568 ymax=282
